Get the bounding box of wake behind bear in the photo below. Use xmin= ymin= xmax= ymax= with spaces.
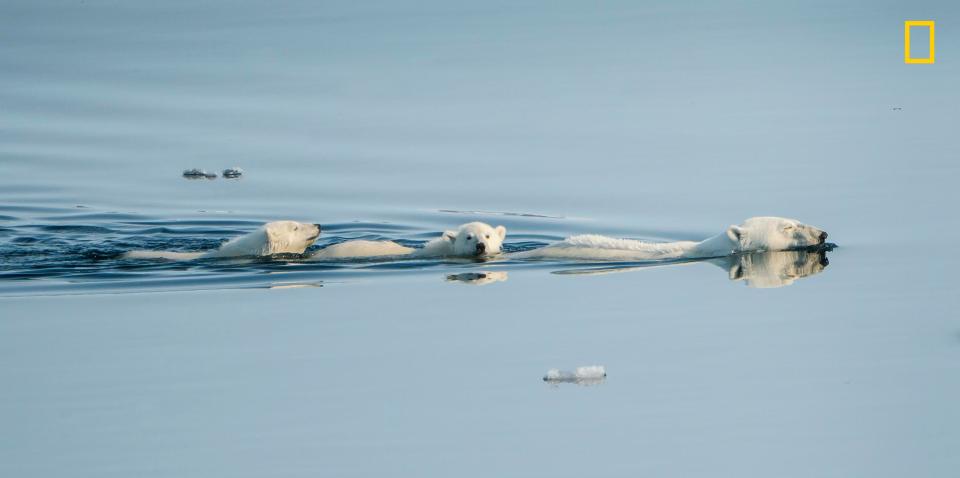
xmin=123 ymin=221 xmax=321 ymax=260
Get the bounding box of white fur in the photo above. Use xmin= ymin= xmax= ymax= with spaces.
xmin=124 ymin=221 xmax=320 ymax=261
xmin=310 ymin=222 xmax=507 ymax=260
xmin=309 ymin=240 xmax=414 ymax=259
xmin=122 ymin=250 xmax=208 ymax=261
xmin=515 ymin=216 xmax=826 ymax=261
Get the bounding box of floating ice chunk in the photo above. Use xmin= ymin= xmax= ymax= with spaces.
xmin=543 ymin=365 xmax=606 ymax=385
xmin=222 ymin=167 xmax=244 ymax=179
xmin=182 ymin=168 xmax=217 ymax=179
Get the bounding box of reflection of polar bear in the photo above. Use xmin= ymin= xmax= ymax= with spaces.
xmin=711 ymin=249 xmax=829 ymax=288
xmin=514 ymin=217 xmax=827 ymax=261
xmin=124 ymin=221 xmax=321 ymax=260
xmin=553 ymin=248 xmax=832 ymax=289
xmin=310 ymin=222 xmax=507 ymax=260
xmin=445 ymin=271 xmax=508 ymax=285
xmin=554 ymin=244 xmax=834 ymax=289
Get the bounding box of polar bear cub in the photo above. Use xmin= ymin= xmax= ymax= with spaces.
xmin=311 ymin=222 xmax=507 ymax=260
xmin=124 ymin=221 xmax=321 ymax=260
xmin=514 ymin=216 xmax=827 ymax=261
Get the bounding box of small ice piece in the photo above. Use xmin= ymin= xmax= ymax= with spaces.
xmin=222 ymin=167 xmax=243 ymax=179
xmin=543 ymin=365 xmax=606 ymax=385
xmin=183 ymin=168 xmax=217 ymax=179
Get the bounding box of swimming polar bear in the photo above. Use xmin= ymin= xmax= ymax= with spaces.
xmin=310 ymin=222 xmax=507 ymax=260
xmin=514 ymin=217 xmax=827 ymax=261
xmin=124 ymin=221 xmax=321 ymax=260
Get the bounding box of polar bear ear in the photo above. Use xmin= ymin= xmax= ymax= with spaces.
xmin=495 ymin=225 xmax=506 ymax=240
xmin=442 ymin=230 xmax=457 ymax=242
xmin=264 ymin=226 xmax=280 ymax=246
xmin=726 ymin=225 xmax=744 ymax=243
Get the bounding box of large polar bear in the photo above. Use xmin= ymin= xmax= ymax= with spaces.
xmin=310 ymin=222 xmax=507 ymax=260
xmin=513 ymin=216 xmax=827 ymax=261
xmin=124 ymin=221 xmax=321 ymax=260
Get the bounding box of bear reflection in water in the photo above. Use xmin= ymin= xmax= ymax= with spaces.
xmin=446 ymin=271 xmax=508 ymax=286
xmin=553 ymin=248 xmax=832 ymax=289
xmin=713 ymin=249 xmax=830 ymax=288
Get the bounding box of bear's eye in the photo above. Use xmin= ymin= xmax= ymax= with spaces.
xmin=467 ymin=235 xmax=473 ymax=240
xmin=485 ymin=235 xmax=490 ymax=239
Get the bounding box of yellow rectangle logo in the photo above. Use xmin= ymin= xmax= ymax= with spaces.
xmin=904 ymin=20 xmax=935 ymax=64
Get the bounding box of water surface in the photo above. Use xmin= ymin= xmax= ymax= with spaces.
xmin=2 ymin=1 xmax=959 ymax=476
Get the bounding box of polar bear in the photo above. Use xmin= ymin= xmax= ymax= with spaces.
xmin=513 ymin=217 xmax=827 ymax=261
xmin=124 ymin=221 xmax=321 ymax=260
xmin=310 ymin=222 xmax=507 ymax=260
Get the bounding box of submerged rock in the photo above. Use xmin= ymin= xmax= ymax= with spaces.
xmin=222 ymin=167 xmax=244 ymax=179
xmin=182 ymin=168 xmax=217 ymax=180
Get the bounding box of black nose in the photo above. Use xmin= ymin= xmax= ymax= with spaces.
xmin=313 ymin=224 xmax=322 ymax=233
xmin=818 ymin=231 xmax=828 ymax=243
xmin=476 ymin=243 xmax=486 ymax=253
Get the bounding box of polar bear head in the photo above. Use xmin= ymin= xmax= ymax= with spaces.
xmin=726 ymin=217 xmax=827 ymax=253
xmin=441 ymin=222 xmax=507 ymax=257
xmin=262 ymin=221 xmax=322 ymax=254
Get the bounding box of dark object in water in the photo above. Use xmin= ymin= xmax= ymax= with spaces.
xmin=448 ymin=272 xmax=489 ymax=281
xmin=183 ymin=169 xmax=217 ymax=180
xmin=222 ymin=167 xmax=244 ymax=179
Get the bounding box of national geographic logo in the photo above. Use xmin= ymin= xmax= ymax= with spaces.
xmin=904 ymin=20 xmax=935 ymax=64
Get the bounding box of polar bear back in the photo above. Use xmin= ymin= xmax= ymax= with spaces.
xmin=513 ymin=235 xmax=699 ymax=261
xmin=311 ymin=240 xmax=414 ymax=260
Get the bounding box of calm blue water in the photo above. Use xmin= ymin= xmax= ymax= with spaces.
xmin=2 ymin=1 xmax=959 ymax=477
